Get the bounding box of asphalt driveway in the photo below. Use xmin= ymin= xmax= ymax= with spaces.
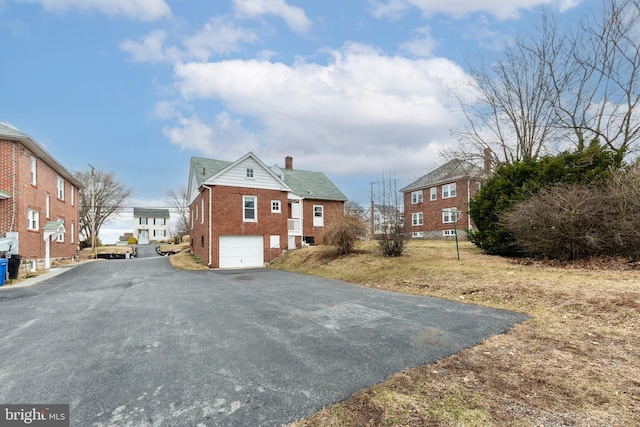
xmin=0 ymin=254 xmax=527 ymax=426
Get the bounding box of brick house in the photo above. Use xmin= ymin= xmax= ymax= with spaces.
xmin=0 ymin=123 xmax=82 ymax=273
xmin=133 ymin=208 xmax=171 ymax=244
xmin=400 ymin=159 xmax=488 ymax=239
xmin=187 ymin=152 xmax=347 ymax=268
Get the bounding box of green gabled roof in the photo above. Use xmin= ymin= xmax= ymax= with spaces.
xmin=279 ymin=167 xmax=348 ymax=201
xmin=400 ymin=159 xmax=488 ymax=193
xmin=190 ymin=156 xmax=232 ymax=187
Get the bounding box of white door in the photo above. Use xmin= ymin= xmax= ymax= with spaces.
xmin=219 ymin=235 xmax=264 ymax=268
xmin=138 ymin=229 xmax=149 ymax=245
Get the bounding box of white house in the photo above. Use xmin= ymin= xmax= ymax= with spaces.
xmin=133 ymin=208 xmax=171 ymax=244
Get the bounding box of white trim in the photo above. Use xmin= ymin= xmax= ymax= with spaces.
xmin=28 ymin=209 xmax=39 ymax=230
xmin=442 ymin=208 xmax=457 ymax=223
xmin=243 ymin=195 xmax=258 ymax=222
xmin=411 ymin=190 xmax=423 ymax=204
xmin=313 ymin=205 xmax=324 ymax=227
xmin=442 ymin=183 xmax=456 ymax=199
xmin=411 ymin=212 xmax=423 ymax=226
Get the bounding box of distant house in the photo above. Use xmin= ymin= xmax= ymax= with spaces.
xmin=0 ymin=123 xmax=83 ymax=273
xmin=187 ymin=152 xmax=348 ymax=268
xmin=365 ymin=204 xmax=404 ymax=236
xmin=400 ymin=159 xmax=488 ymax=239
xmin=116 ymin=232 xmax=134 ymax=246
xmin=133 ymin=208 xmax=171 ymax=244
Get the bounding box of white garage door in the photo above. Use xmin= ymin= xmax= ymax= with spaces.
xmin=219 ymin=235 xmax=264 ymax=268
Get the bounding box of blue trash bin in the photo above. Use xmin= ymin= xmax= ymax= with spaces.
xmin=0 ymin=258 xmax=7 ymax=286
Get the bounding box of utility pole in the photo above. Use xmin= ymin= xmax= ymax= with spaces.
xmin=370 ymin=181 xmax=376 ymax=239
xmin=89 ymin=164 xmax=96 ymax=259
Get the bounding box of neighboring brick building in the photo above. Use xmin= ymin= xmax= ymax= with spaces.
xmin=400 ymin=159 xmax=488 ymax=239
xmin=0 ymin=123 xmax=82 ymax=273
xmin=187 ymin=152 xmax=347 ymax=268
xmin=133 ymin=208 xmax=171 ymax=244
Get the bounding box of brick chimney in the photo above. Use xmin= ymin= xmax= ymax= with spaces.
xmin=285 ymin=156 xmax=293 ymax=170
xmin=483 ymin=148 xmax=492 ymax=174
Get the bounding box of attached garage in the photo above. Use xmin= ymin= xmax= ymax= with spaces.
xmin=219 ymin=235 xmax=264 ymax=268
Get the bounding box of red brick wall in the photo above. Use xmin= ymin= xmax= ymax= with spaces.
xmin=302 ymin=199 xmax=344 ymax=245
xmin=190 ymin=185 xmax=289 ymax=268
xmin=0 ymin=139 xmax=79 ymax=264
xmin=403 ymin=178 xmax=483 ymax=238
xmin=189 ymin=185 xmax=345 ymax=267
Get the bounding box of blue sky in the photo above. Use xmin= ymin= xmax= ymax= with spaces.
xmin=0 ymin=0 xmax=584 ymax=243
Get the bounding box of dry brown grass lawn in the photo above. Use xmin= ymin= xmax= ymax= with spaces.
xmin=169 ymin=248 xmax=209 ymax=270
xmin=270 ymin=240 xmax=640 ymax=427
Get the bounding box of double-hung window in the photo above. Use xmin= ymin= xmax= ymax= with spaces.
xmin=57 ymin=176 xmax=65 ymax=200
xmin=243 ymin=196 xmax=257 ymax=221
xmin=313 ymin=205 xmax=324 ymax=227
xmin=31 ymin=157 xmax=37 ymax=185
xmin=28 ymin=209 xmax=39 ymax=230
xmin=442 ymin=208 xmax=457 ymax=224
xmin=411 ymin=190 xmax=423 ymax=204
xmin=430 ymin=187 xmax=437 ymax=201
xmin=442 ymin=183 xmax=456 ymax=199
xmin=411 ymin=212 xmax=423 ymax=226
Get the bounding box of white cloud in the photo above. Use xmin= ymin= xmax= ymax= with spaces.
xmin=162 ymin=113 xmax=260 ymax=159
xmin=400 ymin=26 xmax=438 ymax=57
xmin=120 ymin=30 xmax=180 ymax=63
xmin=167 ymin=43 xmax=471 ymax=178
xmin=369 ymin=0 xmax=582 ymax=21
xmin=183 ymin=16 xmax=259 ymax=61
xmin=152 ymin=100 xmax=181 ymax=120
xmin=121 ymin=17 xmax=259 ymax=64
xmin=16 ymin=0 xmax=171 ymax=21
xmin=233 ymin=0 xmax=311 ymax=34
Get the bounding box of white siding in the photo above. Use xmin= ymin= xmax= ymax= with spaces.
xmin=211 ymin=158 xmax=286 ymax=190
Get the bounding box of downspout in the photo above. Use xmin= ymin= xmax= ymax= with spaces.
xmin=207 ymin=185 xmax=212 ymax=267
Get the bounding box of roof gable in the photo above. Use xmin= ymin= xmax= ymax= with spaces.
xmin=400 ymin=159 xmax=488 ymax=193
xmin=0 ymin=123 xmax=83 ymax=189
xmin=188 ymin=153 xmax=348 ymax=202
xmin=205 ymin=152 xmax=291 ymax=191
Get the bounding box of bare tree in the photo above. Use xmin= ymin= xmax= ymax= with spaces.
xmin=451 ymin=11 xmax=566 ymax=166
xmin=167 ymin=184 xmax=189 ymax=237
xmin=557 ymin=0 xmax=640 ymax=161
xmin=75 ymin=169 xmax=131 ymax=245
xmin=373 ymin=172 xmax=406 ymax=256
xmin=452 ymin=0 xmax=640 ymax=165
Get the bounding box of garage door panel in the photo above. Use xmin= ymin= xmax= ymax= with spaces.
xmin=219 ymin=236 xmax=264 ymax=268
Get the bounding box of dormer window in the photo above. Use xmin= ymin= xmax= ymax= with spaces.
xmin=246 ymin=168 xmax=254 ymax=178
